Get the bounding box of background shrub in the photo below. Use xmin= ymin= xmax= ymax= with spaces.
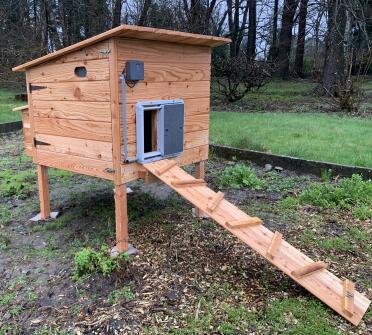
xmin=217 ymin=164 xmax=265 ymax=190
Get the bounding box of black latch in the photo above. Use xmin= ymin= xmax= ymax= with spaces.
xmin=34 ymin=138 xmax=50 ymax=146
xmin=29 ymin=84 xmax=47 ymax=93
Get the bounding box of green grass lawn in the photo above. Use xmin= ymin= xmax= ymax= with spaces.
xmin=0 ymin=89 xmax=24 ymax=123
xmin=210 ymin=112 xmax=372 ymax=168
xmin=212 ymin=79 xmax=317 ymax=104
xmin=212 ymin=77 xmax=372 ymax=114
xmin=241 ymin=79 xmax=317 ymax=103
xmin=240 ymin=77 xmax=372 ymax=104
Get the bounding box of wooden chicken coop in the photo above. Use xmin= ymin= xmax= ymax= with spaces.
xmin=13 ymin=24 xmax=230 ymax=249
xmin=13 ymin=25 xmax=370 ymax=326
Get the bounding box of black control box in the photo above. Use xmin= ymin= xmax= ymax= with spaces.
xmin=126 ymin=60 xmax=144 ymax=81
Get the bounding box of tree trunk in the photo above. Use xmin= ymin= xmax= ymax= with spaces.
xmin=322 ymin=0 xmax=347 ymax=96
xmin=293 ymin=0 xmax=308 ymax=77
xmin=227 ymin=0 xmax=249 ymax=57
xmin=204 ymin=0 xmax=218 ymax=34
xmin=227 ymin=0 xmax=237 ymax=56
xmin=268 ymin=0 xmax=279 ymax=60
xmin=138 ymin=0 xmax=152 ymax=26
xmin=236 ymin=1 xmax=249 ymax=54
xmin=276 ymin=0 xmax=299 ymax=79
xmin=46 ymin=1 xmax=62 ymax=51
xmin=246 ymin=0 xmax=256 ymax=59
xmin=85 ymin=0 xmax=109 ymax=37
xmin=183 ymin=0 xmax=217 ymax=34
xmin=112 ymin=0 xmax=122 ymax=27
xmin=312 ymin=8 xmax=324 ymax=79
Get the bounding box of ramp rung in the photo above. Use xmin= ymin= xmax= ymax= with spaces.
xmin=156 ymin=161 xmax=177 ymax=175
xmin=266 ymin=231 xmax=283 ymax=260
xmin=207 ymin=191 xmax=224 ymax=212
xmin=291 ymin=261 xmax=327 ymax=279
xmin=226 ymin=217 xmax=262 ymax=228
xmin=343 ymin=279 xmax=355 ymax=316
xmin=171 ymin=179 xmax=206 ymax=188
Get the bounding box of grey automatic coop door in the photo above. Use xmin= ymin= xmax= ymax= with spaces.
xmin=136 ymin=100 xmax=184 ymax=163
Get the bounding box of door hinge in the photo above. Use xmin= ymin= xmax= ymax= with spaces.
xmin=34 ymin=138 xmax=50 ymax=146
xmin=29 ymin=84 xmax=47 ymax=93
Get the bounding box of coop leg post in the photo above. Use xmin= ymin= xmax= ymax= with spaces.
xmin=114 ymin=184 xmax=129 ymax=252
xmin=193 ymin=161 xmax=208 ymax=218
xmin=37 ymin=164 xmax=51 ymax=220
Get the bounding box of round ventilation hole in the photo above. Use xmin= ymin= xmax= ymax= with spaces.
xmin=75 ymin=66 xmax=87 ymax=78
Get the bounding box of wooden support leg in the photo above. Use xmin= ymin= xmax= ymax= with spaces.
xmin=194 ymin=161 xmax=206 ymax=217
xmin=37 ymin=164 xmax=50 ymax=220
xmin=114 ymin=184 xmax=129 ymax=252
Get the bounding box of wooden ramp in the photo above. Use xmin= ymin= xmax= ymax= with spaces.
xmin=143 ymin=159 xmax=370 ymax=326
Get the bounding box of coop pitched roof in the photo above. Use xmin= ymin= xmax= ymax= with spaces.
xmin=13 ymin=24 xmax=231 ymax=72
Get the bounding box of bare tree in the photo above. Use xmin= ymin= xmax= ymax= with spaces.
xmin=268 ymin=0 xmax=280 ymax=60
xmin=227 ymin=0 xmax=249 ymax=57
xmin=311 ymin=4 xmax=326 ymax=78
xmin=322 ymin=0 xmax=347 ymax=96
xmin=182 ymin=0 xmax=218 ymax=34
xmin=213 ymin=55 xmax=275 ymax=101
xmin=112 ymin=0 xmax=123 ymax=27
xmin=138 ymin=0 xmax=152 ymax=26
xmin=293 ymin=0 xmax=309 ymax=77
xmin=246 ymin=0 xmax=257 ymax=59
xmin=323 ymin=0 xmax=372 ymax=112
xmin=276 ymin=0 xmax=299 ymax=78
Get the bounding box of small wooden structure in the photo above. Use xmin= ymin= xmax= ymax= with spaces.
xmin=13 ymin=24 xmax=230 ymax=249
xmin=13 ymin=25 xmax=370 ymax=325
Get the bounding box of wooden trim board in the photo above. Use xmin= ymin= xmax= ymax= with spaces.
xmin=34 ymin=134 xmax=113 ymax=161
xmin=35 ymin=149 xmax=114 ymax=180
xmin=109 ymin=38 xmax=122 ymax=184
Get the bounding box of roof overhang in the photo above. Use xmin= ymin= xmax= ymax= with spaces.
xmin=13 ymin=25 xmax=231 ymax=72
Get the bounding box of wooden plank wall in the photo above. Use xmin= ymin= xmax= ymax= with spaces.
xmin=25 ymin=37 xmax=212 ymax=182
xmin=116 ymin=38 xmax=211 ymax=182
xmin=27 ymin=41 xmax=114 ymax=180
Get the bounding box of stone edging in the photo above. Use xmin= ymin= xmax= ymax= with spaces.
xmin=0 ymin=121 xmax=22 ymax=134
xmin=210 ymin=144 xmax=372 ymax=179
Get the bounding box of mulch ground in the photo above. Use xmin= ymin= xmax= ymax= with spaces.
xmin=0 ymin=132 xmax=370 ymax=335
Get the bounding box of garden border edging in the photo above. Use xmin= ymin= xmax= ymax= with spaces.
xmin=0 ymin=121 xmax=22 ymax=133
xmin=210 ymin=144 xmax=372 ymax=179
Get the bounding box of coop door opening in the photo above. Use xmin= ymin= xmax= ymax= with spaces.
xmin=143 ymin=109 xmax=157 ymax=153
